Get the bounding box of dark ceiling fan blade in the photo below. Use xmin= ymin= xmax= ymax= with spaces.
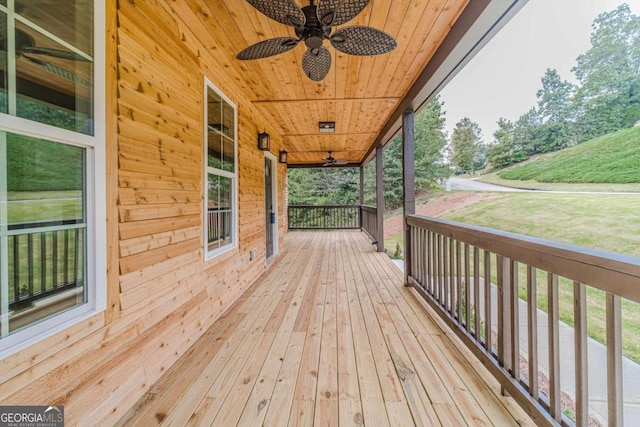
xmin=21 ymin=55 xmax=91 ymax=87
xmin=246 ymin=0 xmax=306 ymax=27
xmin=22 ymin=46 xmax=91 ymax=62
xmin=330 ymin=26 xmax=397 ymax=56
xmin=236 ymin=37 xmax=299 ymax=60
xmin=302 ymin=46 xmax=331 ymax=82
xmin=316 ymin=0 xmax=371 ymax=26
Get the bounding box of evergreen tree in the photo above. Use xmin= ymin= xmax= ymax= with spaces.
xmin=487 ymin=118 xmax=527 ymax=169
xmin=536 ymin=68 xmax=577 ymax=151
xmin=450 ymin=117 xmax=484 ymax=173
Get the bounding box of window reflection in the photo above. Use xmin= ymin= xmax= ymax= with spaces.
xmin=15 ymin=20 xmax=93 ymax=133
xmin=15 ymin=0 xmax=93 ymax=55
xmin=1 ymin=12 xmax=7 ymax=113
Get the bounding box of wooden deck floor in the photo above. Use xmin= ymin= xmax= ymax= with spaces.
xmin=119 ymin=231 xmax=534 ymax=426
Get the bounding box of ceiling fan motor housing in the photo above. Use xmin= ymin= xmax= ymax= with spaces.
xmin=297 ymin=5 xmax=332 ymax=48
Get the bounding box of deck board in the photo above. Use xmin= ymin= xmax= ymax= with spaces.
xmin=119 ymin=231 xmax=535 ymax=426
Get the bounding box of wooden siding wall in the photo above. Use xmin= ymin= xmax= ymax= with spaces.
xmin=0 ymin=0 xmax=287 ymax=424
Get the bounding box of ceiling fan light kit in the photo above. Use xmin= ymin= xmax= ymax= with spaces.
xmin=237 ymin=0 xmax=397 ymax=81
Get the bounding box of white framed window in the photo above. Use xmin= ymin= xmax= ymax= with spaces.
xmin=204 ymin=79 xmax=237 ymax=259
xmin=0 ymin=0 xmax=105 ymax=359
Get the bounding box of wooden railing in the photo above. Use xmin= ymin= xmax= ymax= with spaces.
xmin=8 ymin=221 xmax=85 ymax=313
xmin=207 ymin=207 xmax=232 ymax=245
xmin=405 ymin=214 xmax=640 ymax=427
xmin=360 ymin=205 xmax=378 ymax=239
xmin=288 ymin=205 xmax=360 ymax=230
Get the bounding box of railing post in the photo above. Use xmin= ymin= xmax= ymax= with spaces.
xmin=359 ymin=166 xmax=364 ymax=230
xmin=375 ymin=147 xmax=384 ymax=253
xmin=403 ymin=109 xmax=415 ymax=286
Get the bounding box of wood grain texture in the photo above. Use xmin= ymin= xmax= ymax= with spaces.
xmin=0 ymin=0 xmax=287 ymax=424
xmin=119 ymin=231 xmax=534 ymax=426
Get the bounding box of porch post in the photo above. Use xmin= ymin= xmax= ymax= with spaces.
xmin=403 ymin=109 xmax=415 ymax=286
xmin=375 ymin=147 xmax=384 ymax=253
xmin=359 ymin=166 xmax=364 ymax=230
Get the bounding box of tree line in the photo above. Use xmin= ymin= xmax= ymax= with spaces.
xmin=450 ymin=4 xmax=640 ymax=172
xmin=288 ymin=97 xmax=451 ymax=210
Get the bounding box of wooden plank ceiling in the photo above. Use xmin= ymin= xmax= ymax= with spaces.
xmin=207 ymin=0 xmax=470 ymax=166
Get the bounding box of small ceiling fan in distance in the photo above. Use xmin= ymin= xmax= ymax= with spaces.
xmin=323 ymin=151 xmax=348 ymax=166
xmin=237 ymin=0 xmax=397 ymax=81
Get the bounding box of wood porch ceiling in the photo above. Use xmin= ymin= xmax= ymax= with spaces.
xmin=120 ymin=231 xmax=534 ymax=426
xmin=204 ymin=0 xmax=470 ymax=166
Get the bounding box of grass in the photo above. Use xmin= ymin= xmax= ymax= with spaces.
xmin=477 ymin=173 xmax=640 ymax=192
xmin=439 ymin=192 xmax=640 ymax=363
xmin=442 ymin=192 xmax=640 ymax=257
xmin=7 ymin=191 xmax=83 ymax=223
xmin=496 ymin=127 xmax=640 ymax=183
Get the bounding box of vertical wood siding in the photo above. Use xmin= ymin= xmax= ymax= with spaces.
xmin=0 ymin=1 xmax=287 ymax=424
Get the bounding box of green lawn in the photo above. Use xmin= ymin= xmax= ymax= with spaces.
xmin=440 ymin=192 xmax=640 ymax=363
xmin=494 ymin=127 xmax=640 ymax=184
xmin=7 ymin=191 xmax=83 ymax=223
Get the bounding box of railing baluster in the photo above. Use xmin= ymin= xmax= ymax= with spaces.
xmin=474 ymin=246 xmax=480 ymax=340
xmin=64 ymin=230 xmax=70 ymax=285
xmin=456 ymin=241 xmax=462 ymax=321
xmin=547 ymin=272 xmax=561 ymax=421
xmin=74 ymin=228 xmax=81 ymax=285
xmin=574 ymin=281 xmax=588 ymax=426
xmin=497 ymin=256 xmax=513 ymax=380
xmin=443 ymin=236 xmax=449 ymax=309
xmin=527 ymin=266 xmax=539 ymax=399
xmin=484 ymin=251 xmax=491 ymax=352
xmin=464 ymin=243 xmax=471 ymax=331
xmin=41 ymin=232 xmax=47 ymax=294
xmin=52 ymin=231 xmax=58 ymax=290
xmin=449 ymin=237 xmax=455 ymax=312
xmin=12 ymin=235 xmax=20 ymax=302
xmin=28 ymin=234 xmax=34 ymax=297
xmin=437 ymin=234 xmax=442 ymax=303
xmin=426 ymin=231 xmax=432 ymax=293
xmin=606 ymin=292 xmax=623 ymax=427
xmin=511 ymin=260 xmax=519 ymax=381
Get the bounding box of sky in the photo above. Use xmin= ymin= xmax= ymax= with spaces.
xmin=438 ymin=0 xmax=640 ymax=141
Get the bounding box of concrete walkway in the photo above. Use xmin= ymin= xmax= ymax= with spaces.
xmin=390 ymin=261 xmax=640 ymax=425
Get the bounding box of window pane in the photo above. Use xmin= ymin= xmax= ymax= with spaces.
xmin=15 ymin=0 xmax=93 ymax=55
xmin=207 ymin=90 xmax=223 ymax=133
xmin=0 ymin=12 xmax=7 ymax=113
xmin=207 ymin=131 xmax=223 ymax=169
xmin=222 ymin=101 xmax=234 ymax=139
xmin=2 ymin=132 xmax=87 ymax=336
xmin=207 ymin=174 xmax=220 ymax=252
xmin=15 ymin=21 xmax=93 ymax=134
xmin=218 ymin=176 xmax=232 ymax=248
xmin=6 ymin=134 xmax=84 ymax=226
xmin=222 ymin=136 xmax=234 ymax=173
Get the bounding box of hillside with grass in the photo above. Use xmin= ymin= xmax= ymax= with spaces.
xmin=497 ymin=126 xmax=640 ymax=183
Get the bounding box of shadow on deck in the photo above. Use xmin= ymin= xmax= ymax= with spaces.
xmin=119 ymin=231 xmax=534 ymax=426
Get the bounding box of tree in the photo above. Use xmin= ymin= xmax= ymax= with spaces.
xmin=487 ymin=118 xmax=527 ymax=169
xmin=571 ymin=4 xmax=640 ymax=140
xmin=536 ymin=69 xmax=577 ymax=151
xmin=512 ymin=107 xmax=543 ymax=156
xmin=450 ymin=117 xmax=484 ymax=173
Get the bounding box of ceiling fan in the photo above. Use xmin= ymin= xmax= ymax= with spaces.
xmin=0 ymin=14 xmax=91 ymax=87
xmin=323 ymin=151 xmax=348 ymax=166
xmin=237 ymin=0 xmax=397 ymax=81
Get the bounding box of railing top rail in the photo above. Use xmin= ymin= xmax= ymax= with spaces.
xmin=288 ymin=205 xmax=360 ymax=209
xmin=407 ymin=214 xmax=640 ymax=303
xmin=360 ymin=205 xmax=377 ymax=212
